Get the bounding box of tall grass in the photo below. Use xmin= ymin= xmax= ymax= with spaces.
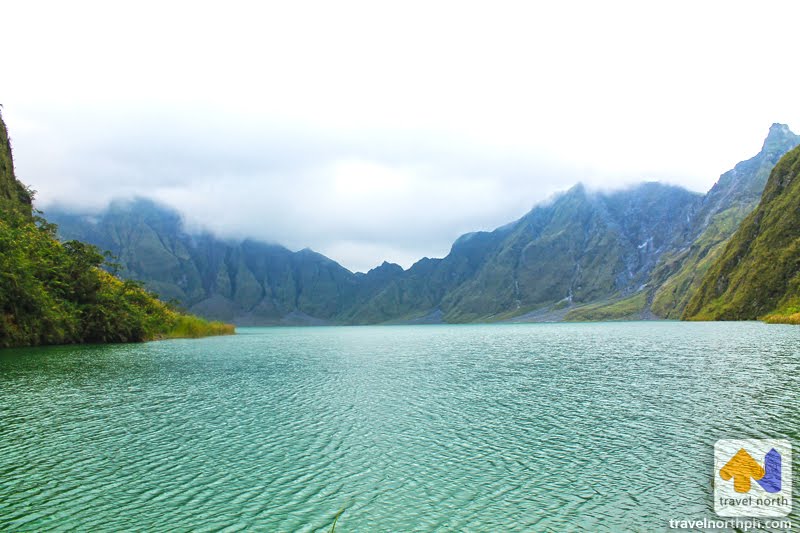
xmin=762 ymin=301 xmax=800 ymax=325
xmin=763 ymin=312 xmax=800 ymax=325
xmin=157 ymin=315 xmax=235 ymax=340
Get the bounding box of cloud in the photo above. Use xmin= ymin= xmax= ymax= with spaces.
xmin=18 ymin=108 xmax=579 ymax=272
xmin=3 ymin=1 xmax=800 ymax=271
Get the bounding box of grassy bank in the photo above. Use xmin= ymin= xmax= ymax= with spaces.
xmin=763 ymin=313 xmax=800 ymax=325
xmin=763 ymin=302 xmax=800 ymax=325
xmin=158 ymin=314 xmax=235 ymax=339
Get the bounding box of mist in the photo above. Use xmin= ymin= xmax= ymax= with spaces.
xmin=4 ymin=1 xmax=800 ymax=271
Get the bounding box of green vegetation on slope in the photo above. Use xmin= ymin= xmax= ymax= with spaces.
xmin=0 ymin=199 xmax=233 ymax=347
xmin=49 ymin=200 xmax=366 ymax=325
xmin=683 ymin=145 xmax=800 ymax=321
xmin=0 ymin=113 xmax=233 ymax=347
xmin=649 ymin=206 xmax=746 ymax=317
xmin=563 ymin=292 xmax=648 ymax=322
xmin=438 ymin=183 xmax=699 ymax=322
xmin=0 ymin=116 xmax=31 ymax=206
xmin=52 ymin=183 xmax=700 ymax=325
xmin=649 ymin=123 xmax=800 ymax=319
xmin=43 ymin=123 xmax=799 ymax=326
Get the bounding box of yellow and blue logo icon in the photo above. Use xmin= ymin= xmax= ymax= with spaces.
xmin=714 ymin=439 xmax=792 ymax=517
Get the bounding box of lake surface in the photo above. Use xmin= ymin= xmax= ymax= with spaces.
xmin=0 ymin=322 xmax=798 ymax=531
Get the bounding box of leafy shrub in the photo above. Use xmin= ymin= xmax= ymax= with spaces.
xmin=0 ymin=201 xmax=233 ymax=347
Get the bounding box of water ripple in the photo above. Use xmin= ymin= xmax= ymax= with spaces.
xmin=0 ymin=322 xmax=798 ymax=531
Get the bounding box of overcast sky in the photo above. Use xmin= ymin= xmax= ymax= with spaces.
xmin=3 ymin=1 xmax=800 ymax=272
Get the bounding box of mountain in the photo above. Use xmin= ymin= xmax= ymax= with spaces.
xmin=647 ymin=123 xmax=800 ymax=318
xmin=49 ymin=199 xmax=378 ymax=325
xmin=49 ymin=184 xmax=700 ymax=324
xmin=0 ymin=112 xmax=233 ymax=347
xmin=46 ymin=124 xmax=799 ymax=326
xmin=441 ymin=182 xmax=699 ymax=321
xmin=336 ymin=123 xmax=797 ymax=323
xmin=683 ymin=144 xmax=800 ymax=322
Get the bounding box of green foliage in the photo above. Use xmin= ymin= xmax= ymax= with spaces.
xmin=0 ymin=114 xmax=234 ymax=348
xmin=650 ymin=207 xmax=746 ymax=318
xmin=763 ymin=314 xmax=800 ymax=325
xmin=161 ymin=313 xmax=235 ymax=339
xmin=683 ymin=145 xmax=800 ymax=321
xmin=0 ymin=113 xmax=32 ymax=207
xmin=0 ymin=203 xmax=234 ymax=347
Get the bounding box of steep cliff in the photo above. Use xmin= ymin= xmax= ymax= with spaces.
xmin=683 ymin=145 xmax=800 ymax=322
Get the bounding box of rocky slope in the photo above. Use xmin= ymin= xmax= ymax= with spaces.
xmin=49 ymin=199 xmax=371 ymax=324
xmin=648 ymin=123 xmax=800 ymax=318
xmin=438 ymin=182 xmax=699 ymax=322
xmin=50 ymin=184 xmax=700 ymax=324
xmin=683 ymin=144 xmax=800 ymax=321
xmin=47 ymin=124 xmax=800 ymax=325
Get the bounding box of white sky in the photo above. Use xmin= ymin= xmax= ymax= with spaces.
xmin=2 ymin=0 xmax=799 ymax=272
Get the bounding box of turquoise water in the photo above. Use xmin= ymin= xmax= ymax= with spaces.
xmin=0 ymin=322 xmax=798 ymax=531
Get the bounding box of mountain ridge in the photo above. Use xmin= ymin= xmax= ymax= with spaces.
xmin=645 ymin=122 xmax=800 ymax=318
xmin=44 ymin=182 xmax=701 ymax=324
xmin=46 ymin=123 xmax=800 ymax=325
xmin=683 ymin=143 xmax=800 ymax=322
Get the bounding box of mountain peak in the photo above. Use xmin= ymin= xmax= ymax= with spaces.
xmin=567 ymin=182 xmax=587 ymax=195
xmin=368 ymin=261 xmax=404 ymax=275
xmin=768 ymin=122 xmax=791 ymax=136
xmin=761 ymin=123 xmax=799 ymax=155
